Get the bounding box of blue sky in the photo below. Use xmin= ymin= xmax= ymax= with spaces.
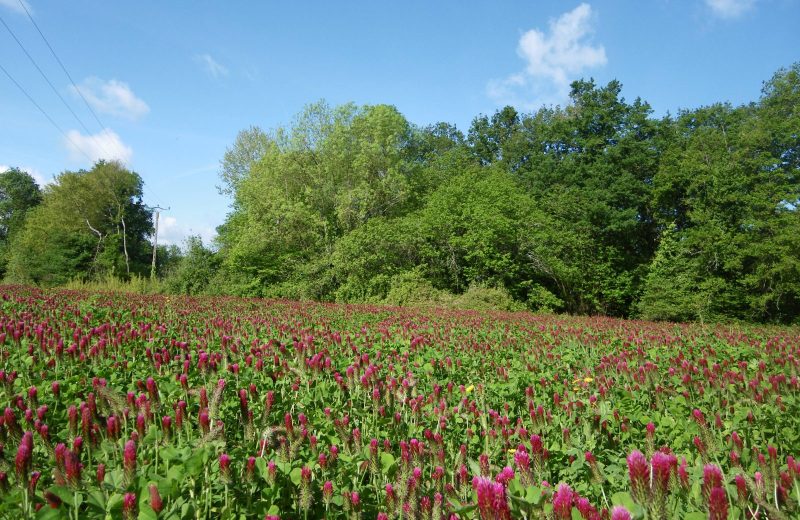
xmin=1 ymin=0 xmax=798 ymax=246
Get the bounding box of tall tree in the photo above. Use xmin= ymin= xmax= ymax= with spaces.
xmin=215 ymin=101 xmax=419 ymax=296
xmin=508 ymin=79 xmax=662 ymax=315
xmin=6 ymin=161 xmax=152 ymax=285
xmin=467 ymin=105 xmax=521 ymax=166
xmin=644 ymin=65 xmax=800 ymax=322
xmin=0 ymin=167 xmax=42 ymax=276
xmin=218 ymin=126 xmax=272 ymax=197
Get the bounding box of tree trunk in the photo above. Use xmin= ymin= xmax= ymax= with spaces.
xmin=121 ymin=216 xmax=130 ymax=275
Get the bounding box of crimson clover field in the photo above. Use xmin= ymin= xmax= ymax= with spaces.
xmin=0 ymin=285 xmax=798 ymax=519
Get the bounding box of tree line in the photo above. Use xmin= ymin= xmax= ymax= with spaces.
xmin=2 ymin=63 xmax=798 ymax=323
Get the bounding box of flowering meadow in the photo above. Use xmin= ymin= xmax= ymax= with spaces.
xmin=0 ymin=285 xmax=798 ymax=519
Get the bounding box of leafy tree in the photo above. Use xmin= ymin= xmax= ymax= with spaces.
xmin=215 ymin=101 xmax=419 ymax=296
xmin=467 ymin=106 xmax=521 ymax=166
xmin=0 ymin=167 xmax=42 ymax=276
xmin=6 ymin=161 xmax=152 ymax=285
xmin=506 ymin=79 xmax=662 ymax=315
xmin=163 ymin=236 xmax=219 ymax=295
xmin=646 ymin=65 xmax=800 ymax=322
xmin=207 ymin=65 xmax=799 ymax=322
xmin=329 ymin=216 xmax=422 ymax=302
xmin=417 ymin=167 xmax=534 ymax=297
xmin=218 ymin=126 xmax=272 ymax=196
xmin=638 ymin=224 xmax=703 ymax=322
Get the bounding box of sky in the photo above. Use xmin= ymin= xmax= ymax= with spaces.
xmin=1 ymin=0 xmax=798 ymax=247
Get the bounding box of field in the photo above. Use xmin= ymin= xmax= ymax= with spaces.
xmin=0 ymin=285 xmax=798 ymax=519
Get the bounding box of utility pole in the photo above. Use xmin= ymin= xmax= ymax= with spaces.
xmin=148 ymin=206 xmax=169 ymax=280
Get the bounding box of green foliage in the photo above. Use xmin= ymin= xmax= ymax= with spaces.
xmin=0 ymin=167 xmax=42 ymax=276
xmin=416 ymin=167 xmax=534 ymax=295
xmin=382 ymin=267 xmax=452 ymax=307
xmin=163 ymin=236 xmax=219 ymax=295
xmin=218 ymin=125 xmax=272 ymax=196
xmin=5 ymin=161 xmax=152 ymax=286
xmin=450 ymin=283 xmax=526 ymax=312
xmin=523 ymin=283 xmax=564 ymax=313
xmin=204 ymin=64 xmax=800 ymax=323
xmin=638 ymin=224 xmax=703 ymax=322
xmin=330 ymin=216 xmax=422 ymax=303
xmin=8 ymin=63 xmax=800 ymax=324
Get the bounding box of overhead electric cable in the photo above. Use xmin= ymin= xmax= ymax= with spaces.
xmin=16 ymin=0 xmax=109 ymax=132
xmin=0 ymin=13 xmax=113 ymax=159
xmin=0 ymin=60 xmax=96 ymax=164
xmin=10 ymin=2 xmax=167 ymax=207
xmin=0 ymin=16 xmax=108 ymax=148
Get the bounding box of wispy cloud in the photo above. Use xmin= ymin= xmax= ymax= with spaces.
xmin=705 ymin=0 xmax=756 ymax=18
xmin=0 ymin=0 xmax=31 ymax=15
xmin=63 ymin=129 xmax=133 ymax=164
xmin=0 ymin=164 xmax=49 ymax=186
xmin=158 ymin=215 xmax=216 ymax=247
xmin=488 ymin=3 xmax=607 ymax=109
xmin=194 ymin=53 xmax=229 ymax=78
xmin=70 ymin=77 xmax=149 ymax=120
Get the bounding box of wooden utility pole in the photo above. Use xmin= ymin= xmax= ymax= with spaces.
xmin=149 ymin=206 xmax=169 ymax=279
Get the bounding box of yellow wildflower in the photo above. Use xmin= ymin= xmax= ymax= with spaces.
xmin=583 ymin=377 xmax=593 ymax=383
xmin=466 ymin=385 xmax=475 ymax=394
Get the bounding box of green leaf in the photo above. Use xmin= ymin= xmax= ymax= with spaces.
xmin=380 ymin=452 xmax=396 ymax=474
xmin=166 ymin=464 xmax=185 ymax=484
xmin=106 ymin=493 xmax=124 ymax=514
xmin=35 ymin=507 xmax=66 ymax=520
xmin=451 ymin=504 xmax=478 ymax=515
xmin=255 ymin=456 xmax=267 ymax=476
xmin=611 ymin=492 xmax=635 ymax=510
xmin=682 ymin=513 xmax=706 ymax=520
xmin=138 ymin=504 xmax=159 ymax=520
xmin=46 ymin=486 xmax=74 ymax=507
xmin=160 ymin=446 xmax=180 ymax=461
xmin=468 ymin=458 xmax=481 ymax=477
xmin=525 ymin=485 xmax=543 ymax=505
xmin=290 ymin=467 xmax=302 ymax=485
xmin=86 ymin=489 xmax=106 ymax=512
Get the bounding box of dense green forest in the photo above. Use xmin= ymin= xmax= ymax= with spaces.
xmin=2 ymin=63 xmax=798 ymax=323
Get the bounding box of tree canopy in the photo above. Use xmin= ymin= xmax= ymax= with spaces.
xmin=204 ymin=63 xmax=800 ymax=323
xmin=0 ymin=167 xmax=42 ymax=276
xmin=5 ymin=161 xmax=152 ymax=286
xmin=3 ymin=63 xmax=799 ymax=323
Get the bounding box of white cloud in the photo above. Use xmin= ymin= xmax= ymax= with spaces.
xmin=705 ymin=0 xmax=756 ymax=18
xmin=0 ymin=164 xmax=50 ymax=186
xmin=157 ymin=215 xmax=216 ymax=247
xmin=63 ymin=129 xmax=133 ymax=164
xmin=70 ymin=78 xmax=149 ymax=120
xmin=488 ymin=3 xmax=607 ymax=109
xmin=194 ymin=54 xmax=228 ymax=78
xmin=0 ymin=0 xmax=31 ymax=14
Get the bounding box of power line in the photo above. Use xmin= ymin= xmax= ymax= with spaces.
xmin=7 ymin=4 xmax=167 ymax=208
xmin=16 ymin=0 xmax=108 ymax=132
xmin=0 ymin=60 xmax=96 ymax=164
xmin=0 ymin=12 xmax=114 ymax=159
xmin=6 ymin=2 xmax=167 ymax=208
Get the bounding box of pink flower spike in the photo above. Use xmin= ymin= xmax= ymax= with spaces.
xmin=552 ymin=483 xmax=574 ymax=519
xmin=709 ymin=486 xmax=728 ymax=520
xmin=627 ymin=450 xmax=648 ymax=503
